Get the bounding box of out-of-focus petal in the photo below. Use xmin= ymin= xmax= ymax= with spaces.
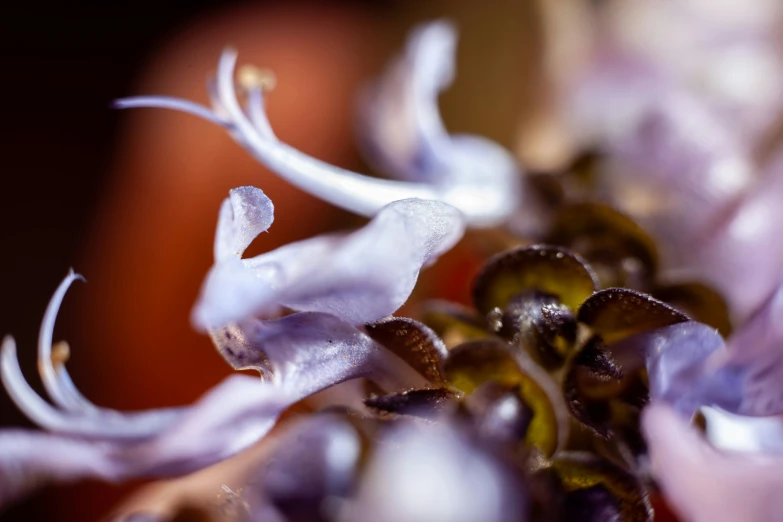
xmin=558 ymin=1 xmax=783 ymax=320
xmin=633 ymin=322 xmax=740 ymax=416
xmin=571 ymin=78 xmax=754 ymax=277
xmin=0 ymin=429 xmax=113 ymax=508
xmin=193 ymin=197 xmax=465 ymax=330
xmin=642 ymin=403 xmax=783 ymax=522
xmin=244 ymin=413 xmax=361 ymax=521
xmin=565 ymin=0 xmax=783 ymax=149
xmin=358 ymin=20 xmax=455 ymax=183
xmin=346 ymin=422 xmax=526 ymax=522
xmin=357 ymin=21 xmax=522 ymax=225
xmin=115 ymin=37 xmax=521 ymax=227
xmin=721 ymin=279 xmax=783 ymax=415
xmin=605 ymin=92 xmax=752 ymax=243
xmin=572 ymin=72 xmax=783 ymax=321
xmin=691 ymin=157 xmax=783 ymax=321
xmin=603 ymin=0 xmax=783 ymax=141
xmin=701 ymin=407 xmax=783 ymax=454
xmin=566 ymin=51 xmax=669 ymax=148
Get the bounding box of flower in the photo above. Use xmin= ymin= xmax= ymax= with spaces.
xmin=194 ymin=186 xmax=464 ymax=330
xmin=4 ymin=12 xmax=783 ymax=522
xmin=0 ymin=186 xmax=455 ymax=507
xmin=114 ymin=21 xmax=522 ymax=228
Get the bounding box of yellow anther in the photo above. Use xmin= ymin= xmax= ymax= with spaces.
xmin=238 ymin=65 xmax=277 ymax=93
xmin=51 ymin=341 xmax=70 ymax=367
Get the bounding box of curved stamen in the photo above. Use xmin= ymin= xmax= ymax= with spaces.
xmin=245 ymin=86 xmax=275 ymax=140
xmin=238 ymin=65 xmax=277 ymax=140
xmin=2 ymin=271 xmax=190 ymax=439
xmin=115 ymin=43 xmax=520 ymax=226
xmin=112 ymin=96 xmax=231 ymax=128
xmin=212 ymin=49 xmax=442 ymax=216
xmin=52 ymin=341 xmax=99 ymax=412
xmin=37 ymin=270 xmax=94 ymax=411
xmin=2 ymin=337 xmax=180 ymax=440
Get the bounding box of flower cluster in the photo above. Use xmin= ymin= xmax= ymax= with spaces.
xmin=3 ymin=9 xmax=783 ymax=522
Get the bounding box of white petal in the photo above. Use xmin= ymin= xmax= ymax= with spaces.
xmin=210 ymin=49 xmax=444 ymax=217
xmin=245 ymin=86 xmax=275 ymax=140
xmin=215 ymin=186 xmax=274 ymax=262
xmin=112 ymin=96 xmax=230 ymax=127
xmin=193 ymin=197 xmax=465 ymax=330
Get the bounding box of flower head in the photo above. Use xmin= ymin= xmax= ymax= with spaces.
xmin=4 ymin=10 xmax=783 ymax=522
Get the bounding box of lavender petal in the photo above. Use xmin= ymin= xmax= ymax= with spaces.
xmin=639 ymin=322 xmax=739 ymax=417
xmin=359 ymin=20 xmax=522 ymax=223
xmin=214 ymin=186 xmax=274 ymax=262
xmin=722 ymin=279 xmax=783 ymax=416
xmin=193 ymin=197 xmax=465 ymax=330
xmin=0 ymin=315 xmax=423 ymax=507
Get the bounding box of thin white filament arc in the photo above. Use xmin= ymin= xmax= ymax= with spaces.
xmin=1 ymin=274 xmax=185 ymax=440
xmin=113 ymin=96 xmax=231 ymax=127
xmin=1 ymin=337 xmax=178 ymax=439
xmin=37 ymin=270 xmax=95 ymax=411
xmin=245 ymin=86 xmax=276 ymax=140
xmin=114 ymin=55 xmax=445 ymax=218
xmin=212 ymin=49 xmax=441 ymax=216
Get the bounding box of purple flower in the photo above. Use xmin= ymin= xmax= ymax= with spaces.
xmin=114 ymin=21 xmax=522 ymax=228
xmin=4 ymin=12 xmax=783 ymax=522
xmin=194 ymin=186 xmax=464 ymax=330
xmin=0 ymin=184 xmax=454 ymax=507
